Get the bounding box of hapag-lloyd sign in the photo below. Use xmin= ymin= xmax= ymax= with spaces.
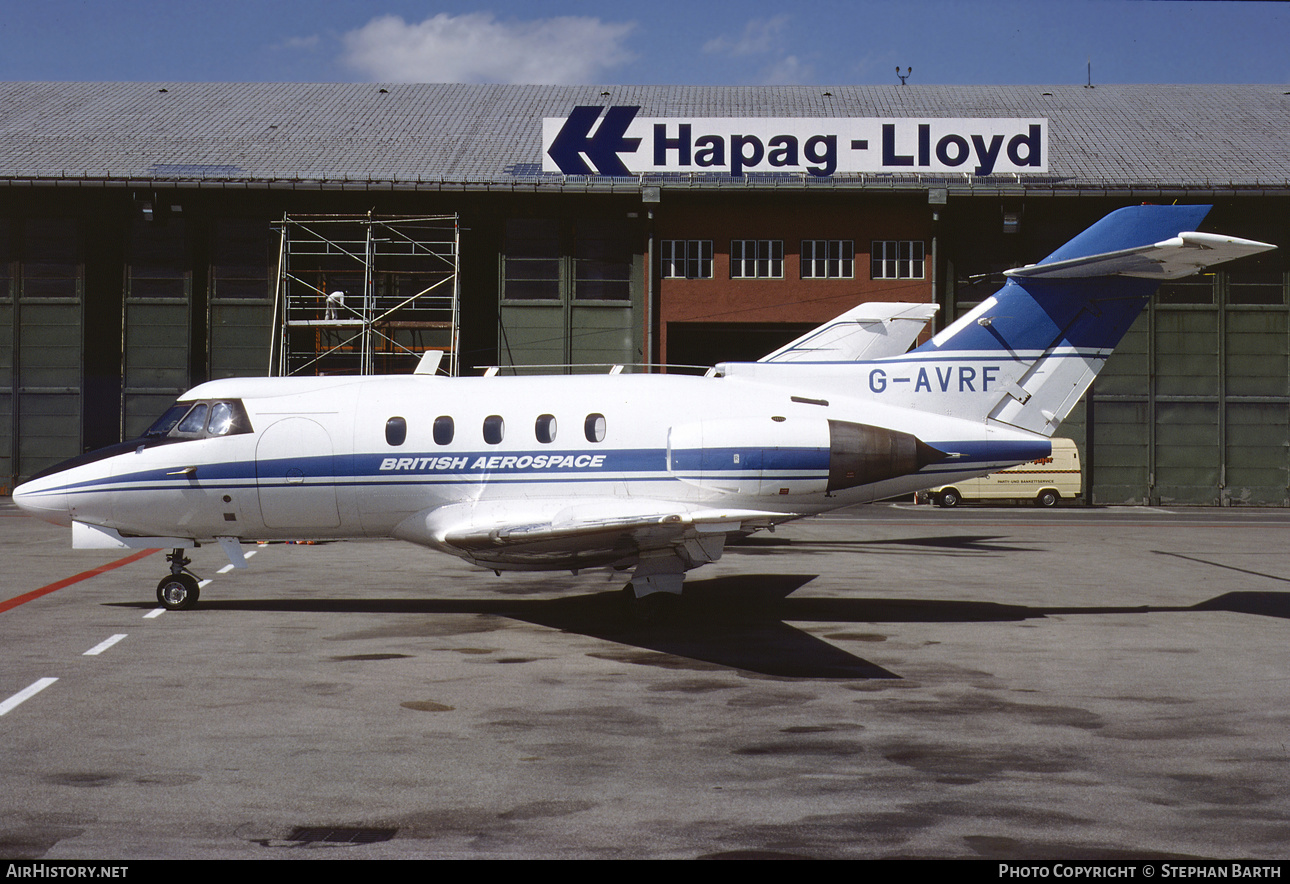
xmin=542 ymin=106 xmax=1047 ymax=178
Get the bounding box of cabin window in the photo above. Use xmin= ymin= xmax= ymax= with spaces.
xmin=535 ymin=414 xmax=557 ymax=444
xmin=385 ymin=416 xmax=407 ymax=446
xmin=483 ymin=415 xmax=505 ymax=445
xmin=433 ymin=415 xmax=454 ymax=445
xmin=585 ymin=413 xmax=606 ymax=443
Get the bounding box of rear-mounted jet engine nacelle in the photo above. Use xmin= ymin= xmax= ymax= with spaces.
xmin=826 ymin=419 xmax=946 ymax=491
xmin=667 ymin=417 xmax=944 ymax=497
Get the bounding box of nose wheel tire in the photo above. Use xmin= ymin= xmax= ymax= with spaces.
xmin=156 ymin=574 xmax=200 ymax=611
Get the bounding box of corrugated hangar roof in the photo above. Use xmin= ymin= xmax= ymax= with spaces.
xmin=0 ymin=82 xmax=1287 ymax=194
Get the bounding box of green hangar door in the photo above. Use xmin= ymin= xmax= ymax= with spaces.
xmin=1091 ymin=268 xmax=1290 ymax=506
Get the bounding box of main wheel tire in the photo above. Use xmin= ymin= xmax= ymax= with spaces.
xmin=1036 ymin=489 xmax=1059 ymax=507
xmin=156 ymin=574 xmax=200 ymax=611
xmin=939 ymin=488 xmax=961 ymax=508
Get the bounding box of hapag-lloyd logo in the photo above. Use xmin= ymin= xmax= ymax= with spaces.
xmin=543 ymin=106 xmax=1047 ymax=178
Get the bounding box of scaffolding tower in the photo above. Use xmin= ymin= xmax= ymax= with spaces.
xmin=272 ymin=213 xmax=460 ymax=377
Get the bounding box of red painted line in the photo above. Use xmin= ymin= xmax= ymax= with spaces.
xmin=0 ymin=549 xmax=160 ymax=613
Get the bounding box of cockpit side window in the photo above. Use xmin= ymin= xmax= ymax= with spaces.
xmin=209 ymin=402 xmax=237 ymax=436
xmin=145 ymin=399 xmax=254 ymax=441
xmin=177 ymin=404 xmax=209 ymax=435
xmin=144 ymin=404 xmax=193 ymax=437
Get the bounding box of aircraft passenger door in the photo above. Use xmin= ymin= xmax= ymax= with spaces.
xmin=256 ymin=417 xmax=341 ymax=530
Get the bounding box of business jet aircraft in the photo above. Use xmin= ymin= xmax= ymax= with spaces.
xmin=12 ymin=205 xmax=1274 ymax=614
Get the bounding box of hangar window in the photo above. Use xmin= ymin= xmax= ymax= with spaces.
xmin=871 ymin=241 xmax=925 ymax=280
xmin=661 ymin=240 xmax=713 ymax=279
xmin=1228 ymin=267 xmax=1285 ymax=306
xmin=433 ymin=416 xmax=454 ymax=445
xmin=129 ymin=218 xmax=189 ymax=300
xmin=385 ymin=416 xmax=407 ymax=446
xmin=585 ymin=413 xmax=606 ymax=443
xmin=503 ymin=219 xmax=560 ymax=300
xmin=535 ymin=414 xmax=557 ymax=443
xmin=0 ymin=221 xmax=11 ymax=300
xmin=22 ymin=219 xmax=82 ymax=299
xmin=1158 ymin=275 xmax=1214 ymax=305
xmin=731 ymin=240 xmax=783 ymax=279
xmin=483 ymin=415 xmax=505 ymax=445
xmin=212 ymin=220 xmax=272 ymax=300
xmin=801 ymin=240 xmax=854 ymax=279
xmin=573 ymin=220 xmax=633 ymax=301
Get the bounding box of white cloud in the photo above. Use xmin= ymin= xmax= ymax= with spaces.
xmin=279 ymin=34 xmax=320 ymax=51
xmin=759 ymin=55 xmax=813 ymax=86
xmin=702 ymin=16 xmax=789 ymax=57
xmin=702 ymin=16 xmax=811 ymax=84
xmin=342 ymin=13 xmax=635 ymax=84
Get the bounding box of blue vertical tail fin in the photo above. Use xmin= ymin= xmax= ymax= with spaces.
xmin=912 ymin=205 xmax=1274 ymax=434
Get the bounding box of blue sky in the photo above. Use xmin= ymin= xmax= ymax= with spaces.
xmin=1 ymin=0 xmax=1286 ymax=85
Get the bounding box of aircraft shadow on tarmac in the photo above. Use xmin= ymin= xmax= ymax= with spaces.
xmin=112 ymin=561 xmax=1290 ymax=679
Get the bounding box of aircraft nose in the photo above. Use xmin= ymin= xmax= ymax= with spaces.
xmin=11 ymin=477 xmax=73 ymax=527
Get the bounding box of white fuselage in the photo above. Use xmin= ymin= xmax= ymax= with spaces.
xmin=13 ymin=368 xmax=1048 ymax=570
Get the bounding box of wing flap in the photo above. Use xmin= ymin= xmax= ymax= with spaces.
xmin=443 ymin=504 xmax=790 ymax=552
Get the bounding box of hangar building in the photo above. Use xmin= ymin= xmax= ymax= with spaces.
xmin=1 ymin=82 xmax=1287 ymax=504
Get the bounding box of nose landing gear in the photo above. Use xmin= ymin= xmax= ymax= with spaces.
xmin=156 ymin=548 xmax=201 ymax=611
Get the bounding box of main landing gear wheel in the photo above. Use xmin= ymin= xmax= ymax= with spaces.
xmin=156 ymin=573 xmax=200 ymax=611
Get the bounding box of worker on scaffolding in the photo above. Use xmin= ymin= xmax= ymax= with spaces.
xmin=325 ymin=289 xmax=345 ymax=321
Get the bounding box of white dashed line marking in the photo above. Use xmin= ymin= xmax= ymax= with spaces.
xmin=144 ymin=608 xmax=165 ymax=619
xmin=0 ymin=678 xmax=58 ymax=716
xmin=83 ymin=634 xmax=128 ymax=656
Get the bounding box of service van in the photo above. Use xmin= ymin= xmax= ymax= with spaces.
xmin=925 ymin=437 xmax=1081 ymax=507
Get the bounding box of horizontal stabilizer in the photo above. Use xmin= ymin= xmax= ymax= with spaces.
xmin=1005 ymin=231 xmax=1276 ymax=280
xmin=759 ymin=302 xmax=938 ymax=363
